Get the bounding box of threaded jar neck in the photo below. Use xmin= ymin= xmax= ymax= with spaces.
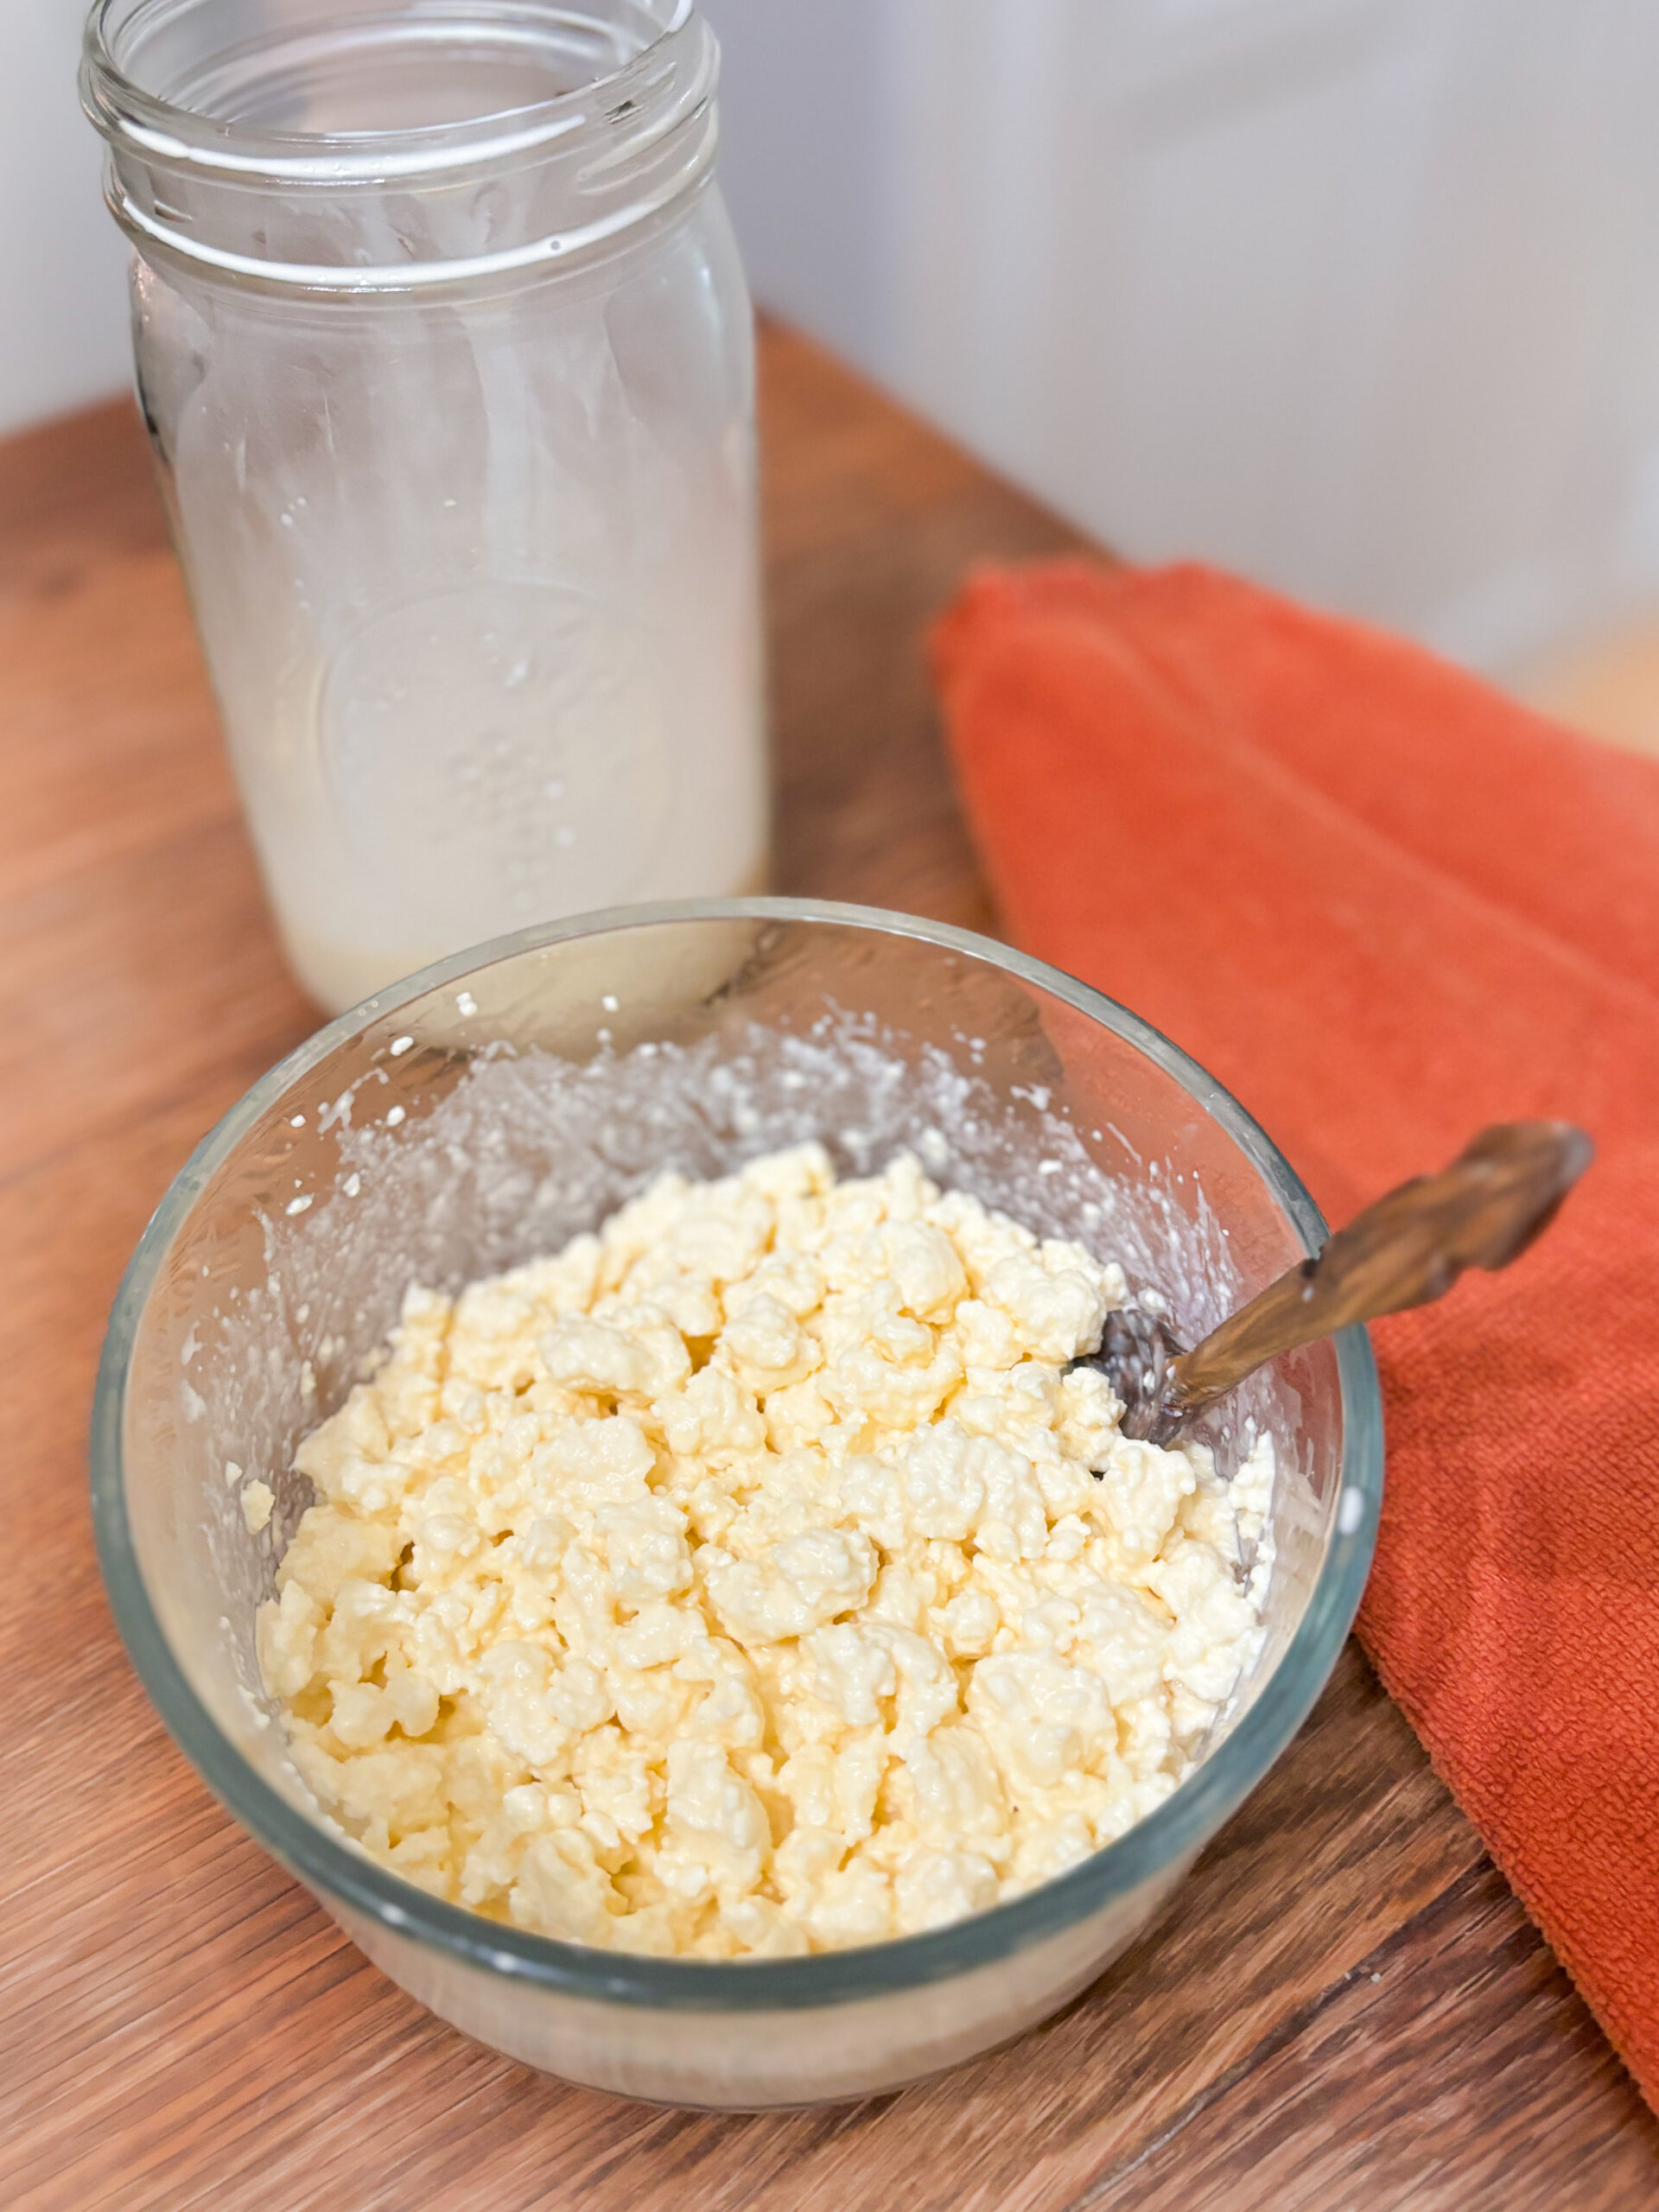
xmin=81 ymin=0 xmax=719 ymax=295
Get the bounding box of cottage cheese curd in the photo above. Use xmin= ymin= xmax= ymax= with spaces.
xmin=258 ymin=1145 xmax=1272 ymax=1957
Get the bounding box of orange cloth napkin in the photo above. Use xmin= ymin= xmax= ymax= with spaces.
xmin=931 ymin=560 xmax=1659 ymax=2102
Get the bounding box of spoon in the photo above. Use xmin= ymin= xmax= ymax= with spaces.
xmin=1071 ymin=1120 xmax=1593 ymax=1448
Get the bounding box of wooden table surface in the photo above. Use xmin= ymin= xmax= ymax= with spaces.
xmin=3 ymin=321 xmax=1656 ymax=2211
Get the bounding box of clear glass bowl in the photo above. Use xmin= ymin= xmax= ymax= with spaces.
xmin=92 ymin=899 xmax=1382 ymax=2109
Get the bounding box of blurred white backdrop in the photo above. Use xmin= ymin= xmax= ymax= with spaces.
xmin=0 ymin=0 xmax=130 ymax=428
xmin=12 ymin=0 xmax=1659 ymax=676
xmin=703 ymin=0 xmax=1659 ymax=673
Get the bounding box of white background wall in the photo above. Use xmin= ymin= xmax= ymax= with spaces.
xmin=707 ymin=0 xmax=1659 ymax=672
xmin=11 ymin=0 xmax=1659 ymax=674
xmin=0 ymin=0 xmax=132 ymax=429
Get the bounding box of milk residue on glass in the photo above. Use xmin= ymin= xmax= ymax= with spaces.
xmin=84 ymin=0 xmax=766 ymax=1011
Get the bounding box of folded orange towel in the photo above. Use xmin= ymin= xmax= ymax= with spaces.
xmin=931 ymin=560 xmax=1659 ymax=2103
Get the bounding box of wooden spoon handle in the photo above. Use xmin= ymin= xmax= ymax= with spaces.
xmin=1164 ymin=1120 xmax=1594 ymax=1424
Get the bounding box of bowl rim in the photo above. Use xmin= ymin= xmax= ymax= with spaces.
xmin=91 ymin=895 xmax=1383 ymax=2012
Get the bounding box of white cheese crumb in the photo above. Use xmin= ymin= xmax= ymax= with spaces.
xmin=260 ymin=1146 xmax=1271 ymax=1960
xmin=242 ymin=1481 xmax=275 ymax=1534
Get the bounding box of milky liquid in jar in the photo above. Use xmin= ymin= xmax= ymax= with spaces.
xmin=86 ymin=0 xmax=766 ymax=1012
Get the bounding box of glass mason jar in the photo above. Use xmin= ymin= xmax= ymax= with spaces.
xmin=81 ymin=0 xmax=766 ymax=1014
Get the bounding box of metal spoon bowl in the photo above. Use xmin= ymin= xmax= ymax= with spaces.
xmin=1072 ymin=1121 xmax=1593 ymax=1449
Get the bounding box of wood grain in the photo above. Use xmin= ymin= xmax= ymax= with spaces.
xmin=1 ymin=321 xmax=1652 ymax=2209
xmin=1077 ymin=1864 xmax=1659 ymax=2212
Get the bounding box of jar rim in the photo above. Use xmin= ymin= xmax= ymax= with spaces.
xmin=80 ymin=0 xmax=698 ymax=182
xmin=79 ymin=0 xmax=719 ymax=291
